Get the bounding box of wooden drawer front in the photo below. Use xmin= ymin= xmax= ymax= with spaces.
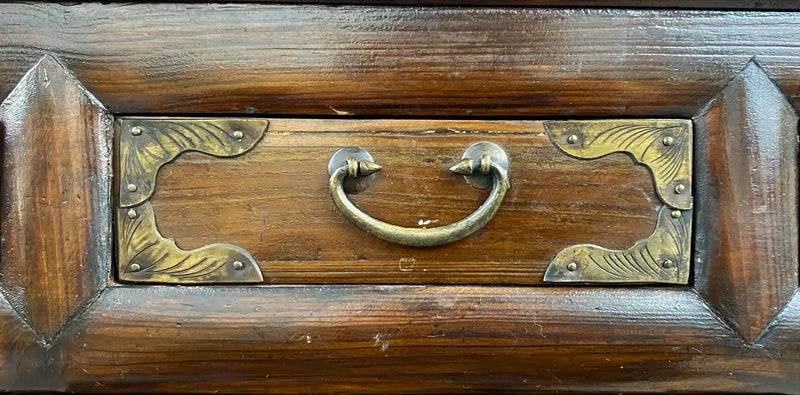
xmin=116 ymin=118 xmax=690 ymax=285
xmin=1 ymin=3 xmax=799 ymax=393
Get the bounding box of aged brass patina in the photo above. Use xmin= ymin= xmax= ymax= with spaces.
xmin=328 ymin=142 xmax=510 ymax=247
xmin=118 ymin=202 xmax=263 ymax=284
xmin=543 ymin=120 xmax=693 ymax=284
xmin=545 ymin=120 xmax=692 ymax=210
xmin=543 ymin=206 xmax=692 ymax=284
xmin=117 ymin=118 xmax=267 ymax=284
xmin=119 ymin=118 xmax=268 ymax=208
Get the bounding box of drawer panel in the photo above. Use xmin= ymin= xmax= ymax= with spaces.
xmin=117 ymin=118 xmax=689 ymax=285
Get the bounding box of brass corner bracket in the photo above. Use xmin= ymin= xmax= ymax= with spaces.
xmin=117 ymin=118 xmax=267 ymax=284
xmin=543 ymin=120 xmax=693 ymax=284
xmin=543 ymin=206 xmax=691 ymax=284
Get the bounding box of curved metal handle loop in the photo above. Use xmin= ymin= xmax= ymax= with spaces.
xmin=328 ymin=142 xmax=510 ymax=247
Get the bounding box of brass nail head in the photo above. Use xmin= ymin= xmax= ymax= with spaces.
xmin=358 ymin=160 xmax=382 ymax=176
xmin=567 ymin=262 xmax=578 ymax=271
xmin=130 ymin=263 xmax=141 ymax=272
xmin=671 ymin=210 xmax=682 ymax=218
xmin=674 ymin=184 xmax=686 ymax=194
xmin=127 ymin=183 xmax=138 ymax=192
xmin=449 ymin=159 xmax=474 ymax=175
xmin=131 ymin=126 xmax=142 ymax=136
xmin=233 ymin=261 xmax=244 ymax=270
xmin=662 ymin=259 xmax=674 ymax=269
xmin=232 ymin=130 xmax=244 ymax=140
xmin=127 ymin=209 xmax=137 ymax=219
xmin=663 ymin=136 xmax=674 ymax=146
xmin=567 ymin=134 xmax=579 ymax=144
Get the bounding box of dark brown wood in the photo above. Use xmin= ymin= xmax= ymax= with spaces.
xmin=0 ymin=295 xmax=47 ymax=390
xmin=694 ymin=61 xmax=800 ymax=343
xmin=0 ymin=3 xmax=799 ymax=393
xmin=0 ymin=55 xmax=111 ymax=342
xmin=48 ymin=286 xmax=799 ymax=393
xmin=149 ymin=119 xmax=659 ymax=284
xmin=2 ymin=5 xmax=800 ymax=118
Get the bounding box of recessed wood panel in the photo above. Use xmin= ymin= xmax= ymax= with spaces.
xmin=146 ymin=119 xmax=662 ymax=284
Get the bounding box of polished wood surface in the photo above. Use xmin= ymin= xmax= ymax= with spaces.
xmin=0 ymin=56 xmax=111 ymax=342
xmin=694 ymin=61 xmax=799 ymax=343
xmin=2 ymin=5 xmax=800 ymax=118
xmin=149 ymin=119 xmax=659 ymax=284
xmin=49 ymin=286 xmax=800 ymax=393
xmin=0 ymin=2 xmax=798 ymax=393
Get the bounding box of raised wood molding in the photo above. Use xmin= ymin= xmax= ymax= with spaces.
xmin=53 ymin=286 xmax=798 ymax=393
xmin=0 ymin=55 xmax=112 ymax=342
xmin=693 ymin=61 xmax=800 ymax=343
xmin=2 ymin=5 xmax=800 ymax=117
xmin=1 ymin=5 xmax=800 ymax=392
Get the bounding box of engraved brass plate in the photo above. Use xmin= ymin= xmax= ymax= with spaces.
xmin=543 ymin=206 xmax=691 ymax=284
xmin=543 ymin=120 xmax=693 ymax=284
xmin=119 ymin=202 xmax=263 ymax=283
xmin=117 ymin=118 xmax=267 ymax=284
xmin=545 ymin=120 xmax=692 ymax=210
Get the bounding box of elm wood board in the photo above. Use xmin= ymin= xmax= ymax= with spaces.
xmin=3 ymin=5 xmax=800 ymax=117
xmin=147 ymin=119 xmax=661 ymax=284
xmin=33 ymin=286 xmax=800 ymax=393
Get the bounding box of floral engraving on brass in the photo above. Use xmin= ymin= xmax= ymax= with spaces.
xmin=119 ymin=118 xmax=268 ymax=208
xmin=543 ymin=206 xmax=691 ymax=284
xmin=543 ymin=120 xmax=693 ymax=284
xmin=545 ymin=120 xmax=692 ymax=210
xmin=117 ymin=118 xmax=267 ymax=284
xmin=118 ymin=202 xmax=263 ymax=284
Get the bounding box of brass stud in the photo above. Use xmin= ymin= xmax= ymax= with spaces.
xmin=127 ymin=183 xmax=138 ymax=192
xmin=232 ymin=130 xmax=244 ymax=140
xmin=567 ymin=134 xmax=579 ymax=144
xmin=662 ymin=259 xmax=674 ymax=269
xmin=130 ymin=263 xmax=141 ymax=272
xmin=662 ymin=136 xmax=674 ymax=146
xmin=567 ymin=262 xmax=578 ymax=271
xmin=671 ymin=210 xmax=682 ymax=219
xmin=131 ymin=126 xmax=142 ymax=136
xmin=233 ymin=261 xmax=244 ymax=270
xmin=127 ymin=209 xmax=137 ymax=219
xmin=674 ymin=184 xmax=686 ymax=194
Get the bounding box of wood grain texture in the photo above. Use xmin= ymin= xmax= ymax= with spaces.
xmin=0 ymin=56 xmax=112 ymax=341
xmin=0 ymin=294 xmax=50 ymax=390
xmin=693 ymin=61 xmax=799 ymax=343
xmin=2 ymin=5 xmax=800 ymax=117
xmin=1 ymin=3 xmax=799 ymax=392
xmin=147 ymin=119 xmax=661 ymax=284
xmin=46 ymin=285 xmax=799 ymax=393
xmin=69 ymin=1 xmax=800 ymax=9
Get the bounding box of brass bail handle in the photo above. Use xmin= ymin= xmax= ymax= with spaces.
xmin=327 ymin=142 xmax=510 ymax=247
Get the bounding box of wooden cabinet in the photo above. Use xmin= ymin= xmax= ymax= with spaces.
xmin=1 ymin=2 xmax=799 ymax=393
